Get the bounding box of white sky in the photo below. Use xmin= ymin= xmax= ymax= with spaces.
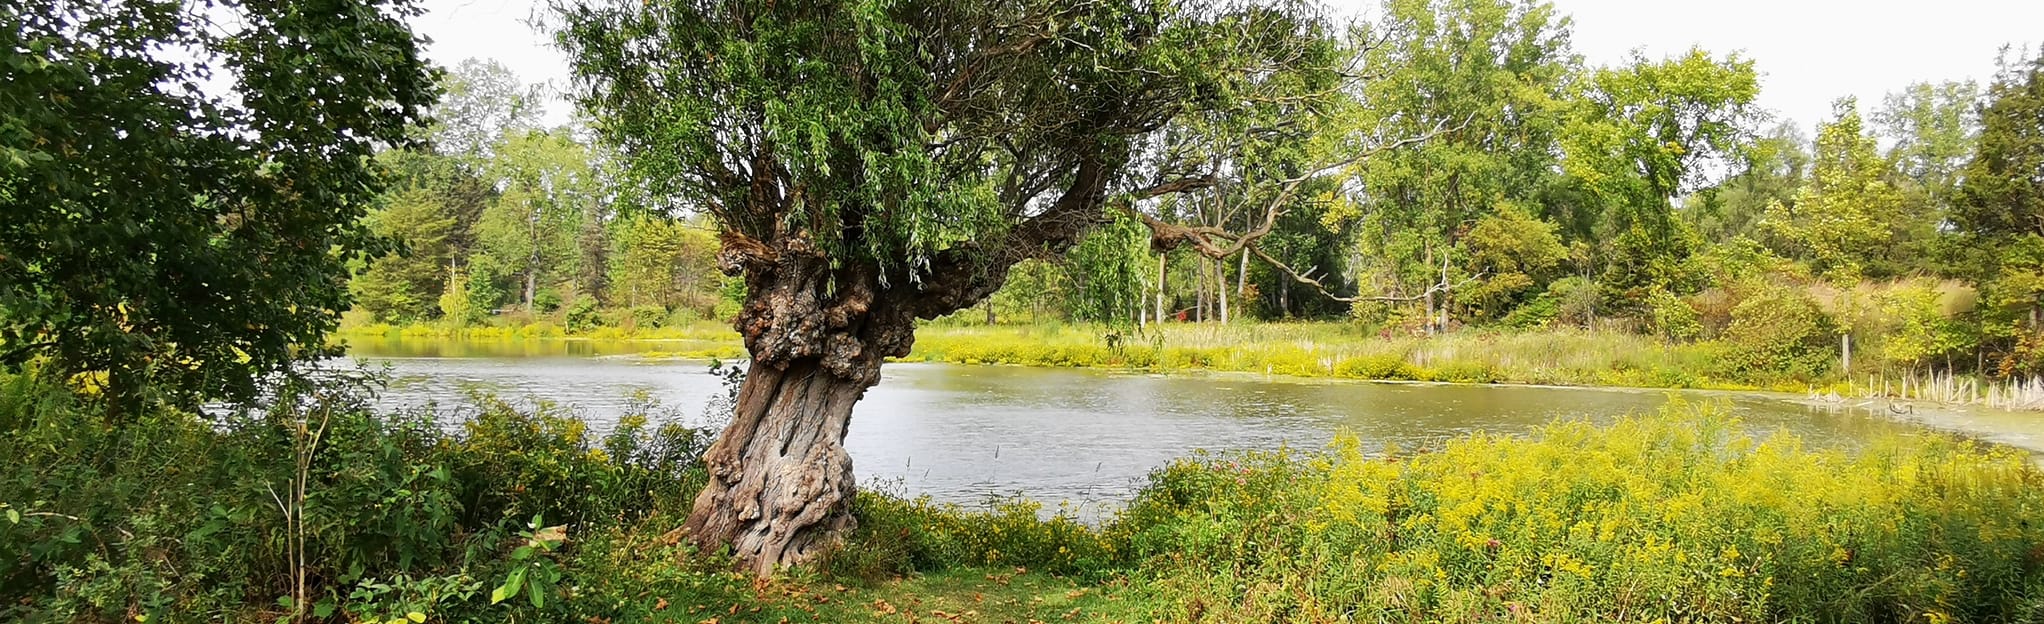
xmin=411 ymin=0 xmax=2043 ymax=133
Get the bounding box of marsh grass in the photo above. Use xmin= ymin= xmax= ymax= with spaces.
xmin=907 ymin=323 xmax=1750 ymax=390
xmin=340 ymin=317 xmax=1811 ymax=391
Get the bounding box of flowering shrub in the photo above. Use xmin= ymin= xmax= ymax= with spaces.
xmin=1114 ymin=401 xmax=2044 ymax=622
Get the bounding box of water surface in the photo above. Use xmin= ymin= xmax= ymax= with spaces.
xmin=346 ymin=338 xmax=1992 ymax=512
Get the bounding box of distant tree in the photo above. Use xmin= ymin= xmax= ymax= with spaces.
xmin=606 ymin=213 xmax=720 ymax=315
xmin=1954 ymin=47 xmax=2044 ymax=373
xmin=1875 ymin=80 xmax=1980 ymax=203
xmin=476 ymin=129 xmax=599 ymax=311
xmin=1955 ymin=49 xmax=2044 ymax=242
xmin=1347 ymin=0 xmax=1574 ymax=326
xmin=1559 ymin=49 xmax=1763 ymax=306
xmin=431 ymin=58 xmax=546 ymax=160
xmin=1691 ymin=122 xmax=1809 ymax=242
xmin=1759 ymin=99 xmax=1910 ymax=283
xmin=1460 ymin=203 xmax=1566 ymax=320
xmin=0 ymin=0 xmax=435 ymax=406
xmin=352 ymin=185 xmax=461 ymax=322
xmin=1060 ymin=212 xmax=1155 ymax=324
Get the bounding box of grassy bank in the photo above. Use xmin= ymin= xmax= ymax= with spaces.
xmin=8 ymin=370 xmax=2044 ymax=623
xmin=338 ymin=320 xmax=1757 ymax=390
xmin=907 ymin=322 xmax=1754 ymax=390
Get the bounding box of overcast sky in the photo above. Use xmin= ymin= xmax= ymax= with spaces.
xmin=411 ymin=0 xmax=2043 ymax=132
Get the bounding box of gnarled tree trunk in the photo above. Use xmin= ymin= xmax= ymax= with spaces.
xmin=685 ymin=358 xmax=868 ymax=575
xmin=677 ymin=152 xmax=1115 ymax=577
xmin=684 ymin=223 xmax=1023 ymax=575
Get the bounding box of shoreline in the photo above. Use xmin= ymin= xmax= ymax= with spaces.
xmin=340 ymin=329 xmax=2044 ymax=460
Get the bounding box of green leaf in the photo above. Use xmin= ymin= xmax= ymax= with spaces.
xmin=406 ymin=611 xmax=426 ymax=623
xmin=312 ymin=602 xmax=335 ymax=618
xmin=527 ymin=577 xmax=545 ymax=609
xmin=492 ymin=567 xmax=526 ymax=605
xmin=6 ymin=509 xmax=18 ymax=524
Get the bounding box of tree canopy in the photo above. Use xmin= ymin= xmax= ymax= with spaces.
xmin=0 ymin=0 xmax=437 ymax=405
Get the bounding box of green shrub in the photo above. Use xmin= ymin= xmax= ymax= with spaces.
xmin=1645 ymin=288 xmax=1703 ymax=341
xmin=824 ymin=492 xmax=1115 ymax=582
xmin=564 ymin=295 xmax=602 ymax=332
xmin=1718 ymin=287 xmax=1836 ymax=381
xmin=1499 ymin=291 xmax=1561 ymax=329
xmin=1548 ymin=276 xmax=1602 ymax=328
xmin=626 ymin=304 xmax=670 ymax=329
xmin=0 ymin=373 xmax=714 ymax=623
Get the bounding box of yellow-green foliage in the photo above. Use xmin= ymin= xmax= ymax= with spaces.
xmin=909 ymin=323 xmax=1744 ymax=390
xmin=1719 ymin=287 xmax=1836 ymax=381
xmin=1114 ymin=402 xmax=2044 ymax=622
xmin=337 ymin=318 xmax=742 ymax=343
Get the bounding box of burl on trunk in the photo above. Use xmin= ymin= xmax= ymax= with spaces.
xmin=682 ymin=236 xmax=944 ymax=576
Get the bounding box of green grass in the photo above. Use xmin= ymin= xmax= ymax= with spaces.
xmin=905 ymin=322 xmax=1762 ymax=391
xmin=805 ymin=568 xmax=1141 ymax=624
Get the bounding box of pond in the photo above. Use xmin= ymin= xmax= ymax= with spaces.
xmin=345 ymin=337 xmax=2038 ymax=512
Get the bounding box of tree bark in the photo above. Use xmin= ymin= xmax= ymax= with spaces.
xmin=684 ymin=241 xmax=926 ymax=576
xmin=685 ymin=155 xmax=1114 ymax=577
xmin=1422 ymin=241 xmax=1435 ymax=336
xmin=1236 ymin=249 xmax=1248 ymax=296
xmin=1218 ymin=258 xmax=1229 ymax=324
xmin=524 ymin=270 xmax=537 ymax=311
xmin=686 ymin=358 xmax=866 ymax=577
xmin=1155 ymin=252 xmax=1167 ymax=325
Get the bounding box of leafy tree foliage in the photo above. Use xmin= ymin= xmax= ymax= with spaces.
xmin=1956 ymin=47 xmax=2044 ymax=373
xmin=1690 ymin=122 xmax=1809 ymax=242
xmin=431 ymin=59 xmax=546 ymax=160
xmin=0 ymin=0 xmax=435 ymax=404
xmin=1559 ymin=49 xmax=1761 ymax=303
xmin=477 ymin=129 xmax=602 ymax=311
xmin=606 ymin=213 xmax=722 ymax=317
xmin=1340 ymin=0 xmax=1571 ymax=318
xmin=352 ymin=185 xmax=462 ymax=322
xmin=1758 ymin=99 xmax=1911 ymax=283
xmin=1876 ymin=80 xmax=1980 ymax=207
xmin=1460 ymin=204 xmax=1566 ymax=320
xmin=554 ymin=0 xmax=1345 ymax=573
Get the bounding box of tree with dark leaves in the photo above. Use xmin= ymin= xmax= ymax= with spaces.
xmin=0 ymin=0 xmax=438 ymax=409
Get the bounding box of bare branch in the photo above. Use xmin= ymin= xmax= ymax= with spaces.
xmin=1133 ymin=114 xmax=1470 ymax=260
xmin=1249 ymin=245 xmax=1484 ymax=303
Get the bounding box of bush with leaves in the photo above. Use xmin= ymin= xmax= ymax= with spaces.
xmin=1716 ymin=286 xmax=1837 ymax=381
xmin=0 ymin=371 xmax=715 ymax=623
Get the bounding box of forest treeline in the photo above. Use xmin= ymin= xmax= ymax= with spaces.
xmin=351 ymin=0 xmax=2044 ymax=383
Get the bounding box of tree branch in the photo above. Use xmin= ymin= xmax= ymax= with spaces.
xmin=1249 ymin=245 xmax=1485 ymax=303
xmin=1133 ymin=114 xmax=1471 ymax=260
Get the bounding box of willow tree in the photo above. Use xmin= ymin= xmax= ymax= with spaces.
xmin=553 ymin=0 xmax=1340 ymax=572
